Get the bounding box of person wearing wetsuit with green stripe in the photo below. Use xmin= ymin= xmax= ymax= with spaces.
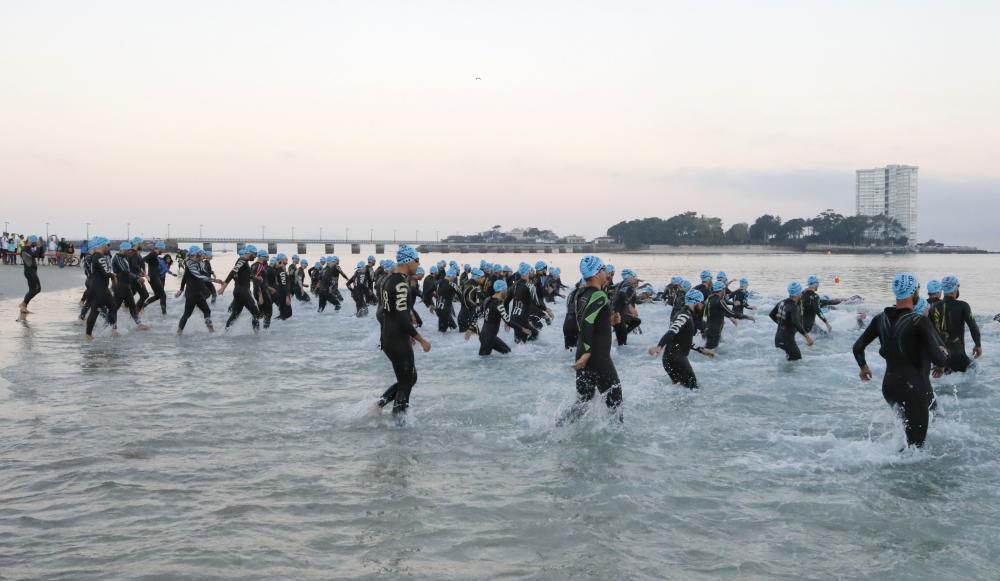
xmin=558 ymin=255 xmax=623 ymax=425
xmin=770 ymin=282 xmax=814 ymax=361
xmin=801 ymin=275 xmax=832 ymax=334
xmin=927 ymin=275 xmax=982 ymax=374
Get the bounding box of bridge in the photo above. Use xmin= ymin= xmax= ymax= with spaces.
xmin=130 ymin=237 xmax=626 ymax=255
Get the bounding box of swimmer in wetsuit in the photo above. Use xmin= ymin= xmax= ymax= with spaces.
xmin=83 ymin=237 xmax=118 ymax=340
xmin=854 ymin=272 xmax=951 ymax=448
xmin=801 ymin=275 xmax=832 ymax=334
xmin=927 ymin=275 xmax=982 ymax=374
xmin=704 ymin=279 xmax=752 ymax=350
xmin=769 ymin=281 xmax=814 ymax=361
xmin=141 ymin=241 xmax=169 ymax=315
xmin=558 ymin=255 xmax=623 ymax=425
xmin=479 ymin=279 xmax=521 ymax=356
xmin=649 ymin=288 xmax=707 ymax=389
xmin=17 ymin=235 xmax=42 ymax=317
xmin=347 ymin=261 xmax=371 ymax=317
xmin=730 ymin=278 xmax=754 ymax=317
xmin=175 ymin=246 xmax=217 ymax=334
xmin=373 ymin=245 xmax=431 ymax=422
xmin=612 ymin=269 xmax=642 ymax=346
xmin=219 ymin=246 xmax=262 ymax=333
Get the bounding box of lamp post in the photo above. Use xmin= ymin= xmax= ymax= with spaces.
xmin=85 ymin=222 xmax=90 ymax=239
xmin=199 ymin=224 xmax=203 ymax=238
xmin=436 ymin=230 xmax=440 ymax=242
xmin=320 ymin=227 xmax=323 ymax=240
xmin=45 ymin=222 xmax=49 ymax=239
xmin=393 ymin=229 xmax=397 ymax=242
xmin=369 ymin=228 xmax=373 ymax=242
xmin=415 ymin=229 xmax=419 ymax=241
xmin=345 ymin=228 xmax=349 ymax=240
xmin=127 ymin=222 xmax=131 ymax=240
xmin=261 ymin=225 xmax=265 ymax=240
xmin=292 ymin=226 xmax=295 ymax=240
xmin=3 ymin=221 xmax=8 ymax=232
xmin=167 ymin=223 xmax=171 ymax=239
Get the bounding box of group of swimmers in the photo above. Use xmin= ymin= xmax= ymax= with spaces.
xmin=16 ymin=237 xmax=986 ymax=447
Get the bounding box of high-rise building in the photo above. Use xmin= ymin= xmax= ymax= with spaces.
xmin=855 ymin=165 xmax=918 ymax=245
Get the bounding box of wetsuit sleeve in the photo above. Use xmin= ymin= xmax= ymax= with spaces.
xmin=658 ymin=312 xmax=689 ymax=347
xmin=789 ymin=303 xmax=807 ymax=335
xmin=852 ymin=316 xmax=880 ymax=367
xmin=719 ymin=298 xmax=745 ymax=320
xmin=769 ymin=303 xmax=779 ymax=324
xmin=577 ymin=290 xmax=608 ymax=355
xmin=225 ymin=259 xmax=243 ymax=284
xmin=917 ymin=316 xmax=950 ymax=367
xmin=339 ymin=268 xmax=349 ymax=281
xmin=346 ymin=273 xmax=357 ymax=288
xmin=964 ymin=303 xmax=981 ymax=347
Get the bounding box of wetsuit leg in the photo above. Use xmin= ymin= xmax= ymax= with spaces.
xmin=378 ymin=343 xmax=417 ymax=416
xmin=178 ymin=295 xmax=198 ymax=331
xmin=946 ymin=348 xmax=971 ymax=373
xmin=23 ymin=271 xmax=41 ymax=305
xmin=85 ymin=286 xmax=117 ymax=335
xmin=704 ymin=327 xmax=722 ymax=350
xmin=882 ymin=372 xmax=932 ymax=447
xmin=663 ymin=353 xmax=698 ymax=389
xmin=114 ymin=283 xmax=142 ymax=324
xmin=132 ymin=281 xmax=149 ymax=310
xmin=560 ymin=363 xmax=623 ymax=424
xmin=778 ymin=331 xmax=801 ymax=361
xmin=144 ymin=277 xmax=167 ymax=314
xmin=614 ymin=322 xmax=628 ymax=346
xmin=317 ymin=292 xmax=327 ymax=312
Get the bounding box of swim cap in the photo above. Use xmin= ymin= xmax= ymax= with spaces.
xmin=914 ymin=297 xmax=929 ymax=315
xmin=712 ymin=280 xmax=725 ymax=292
xmin=940 ymin=275 xmax=960 ymax=294
xmin=28 ymin=235 xmax=38 ymax=243
xmin=605 ymin=264 xmax=615 ymax=274
xmin=205 ymin=251 xmax=213 ymax=257
xmin=493 ymin=279 xmax=508 ymax=293
xmin=292 ymin=254 xmax=299 ymax=261
xmin=396 ymin=245 xmax=419 ymax=265
xmin=257 ymin=249 xmax=268 ymax=258
xmin=807 ymin=275 xmax=820 ymax=287
xmin=242 ymin=245 xmax=257 ymax=255
xmin=671 ymin=276 xmax=683 ymax=285
xmin=90 ymin=236 xmax=110 ymax=249
xmin=494 ymin=263 xmax=502 ymax=272
xmin=447 ymin=266 xmax=458 ymax=277
xmin=415 ymin=266 xmax=424 ymax=276
xmin=700 ymin=270 xmax=712 ymax=281
xmin=154 ymin=241 xmax=166 ymax=250
xmin=429 ymin=265 xmax=439 ymax=274
xmin=368 ymin=255 xmax=375 ymax=261
xmin=356 ymin=261 xmax=365 ymax=269
xmin=503 ymin=265 xmax=513 ymax=273
xmin=535 ymin=261 xmax=547 ymax=271
xmin=300 ymin=259 xmax=308 ymax=266
xmin=472 ymin=268 xmax=484 ymax=278
xmin=119 ymin=241 xmax=132 ymax=251
xmin=331 ymin=255 xmax=339 ymax=263
xmin=518 ymin=263 xmax=531 ymax=277
xmin=788 ymin=281 xmax=804 ymax=297
xmin=716 ymin=271 xmax=727 ymax=280
xmin=621 ymin=269 xmax=637 ymax=281
xmin=188 ymin=245 xmax=201 ymax=254
xmin=685 ymin=289 xmax=705 ymax=305
xmin=269 ymin=257 xmax=278 ymax=265
xmin=464 ymin=264 xmax=471 ymax=272
xmin=739 ymin=278 xmax=749 ymax=287
xmin=926 ymin=279 xmax=942 ymax=294
xmin=437 ymin=260 xmax=446 ymax=267
xmin=131 ymin=236 xmax=143 ymax=245
xmin=551 ymin=267 xmax=561 ymax=277
xmin=319 ymin=256 xmax=327 ymax=264
xmin=386 ymin=260 xmax=396 ymax=268
xmin=276 ymin=253 xmax=286 ymax=261
xmin=681 ymin=280 xmax=692 ymax=291
xmin=579 ymin=255 xmax=605 ymax=279
xmin=892 ymin=273 xmax=919 ymax=300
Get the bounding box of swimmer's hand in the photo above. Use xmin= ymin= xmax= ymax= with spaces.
xmin=973 ymin=345 xmax=982 ymax=359
xmin=859 ymin=365 xmax=872 ymax=381
xmin=804 ymin=333 xmax=815 ymax=347
xmin=647 ymin=345 xmax=662 ymax=356
xmin=417 ymin=336 xmax=431 ymax=353
xmin=610 ymin=312 xmax=621 ymax=326
xmin=571 ymin=353 xmax=591 ymax=370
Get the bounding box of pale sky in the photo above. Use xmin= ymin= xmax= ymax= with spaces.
xmin=2 ymin=1 xmax=999 ymax=248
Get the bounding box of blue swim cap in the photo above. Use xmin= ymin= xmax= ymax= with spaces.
xmin=926 ymin=279 xmax=942 ymax=294
xmin=447 ymin=266 xmax=458 ymax=277
xmin=493 ymin=279 xmax=508 ymax=293
xmin=437 ymin=260 xmax=446 ymax=267
xmin=188 ymin=245 xmax=201 ymax=254
xmin=368 ymin=255 xmax=375 ymax=261
xmin=154 ymin=241 xmax=166 ymax=250
xmin=429 ymin=265 xmax=439 ymax=274
xmin=331 ymin=255 xmax=339 ymax=263
xmin=700 ymin=270 xmax=712 ymax=281
xmin=579 ymin=255 xmax=605 ymax=279
xmin=119 ymin=241 xmax=132 ymax=251
xmin=480 ymin=259 xmax=488 ymax=267
xmin=495 ymin=263 xmax=503 ymax=272
xmin=319 ymin=256 xmax=328 ymax=264
xmin=535 ymin=260 xmax=547 ymax=271
xmin=503 ymin=265 xmax=513 ymax=273
xmin=386 ymin=260 xmax=396 ymax=268
xmin=551 ymin=267 xmax=561 ymax=277
xmin=685 ymin=289 xmax=705 ymax=305
xmin=242 ymin=245 xmax=257 ymax=255
xmin=892 ymin=272 xmax=920 ymax=299
xmin=940 ymin=275 xmax=960 ymax=294
xmin=396 ymin=245 xmax=419 ymax=265
xmin=300 ymin=259 xmax=308 ymax=266
xmin=807 ymin=275 xmax=820 ymax=287
xmin=269 ymin=257 xmax=278 ymax=265
xmin=739 ymin=278 xmax=749 ymax=287
xmin=671 ymin=276 xmax=683 ymax=285
xmin=472 ymin=268 xmax=485 ymax=278
xmin=356 ymin=260 xmax=365 ymax=269
xmin=681 ymin=279 xmax=692 ymax=291
xmin=257 ymin=249 xmax=268 ymax=258
xmin=463 ymin=263 xmax=471 ymax=271
xmin=518 ymin=263 xmax=531 ymax=277
xmin=90 ymin=236 xmax=110 ymax=249
xmin=28 ymin=235 xmax=38 ymax=243
xmin=292 ymin=254 xmax=299 ymax=261
xmin=131 ymin=236 xmax=143 ymax=245
xmin=205 ymin=250 xmax=213 ymax=257
xmin=276 ymin=253 xmax=286 ymax=261
xmin=914 ymin=297 xmax=929 ymax=315
xmin=605 ymin=264 xmax=615 ymax=274
xmin=788 ymin=281 xmax=804 ymax=297
xmin=716 ymin=271 xmax=727 ymax=280
xmin=415 ymin=266 xmax=424 ymax=276
xmin=191 ymin=247 xmax=205 ymax=256
xmin=712 ymin=280 xmax=725 ymax=292
xmin=621 ymin=269 xmax=637 ymax=280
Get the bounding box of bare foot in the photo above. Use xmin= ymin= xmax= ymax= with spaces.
xmin=17 ymin=303 xmax=27 ymax=314
xmin=136 ymin=324 xmax=150 ymax=331
xmin=367 ymin=403 xmax=384 ymax=417
xmin=110 ymin=330 xmax=121 ymax=338
xmin=207 ymin=325 xmax=215 ymax=333
xmin=84 ymin=334 xmax=94 ymax=342
xmin=176 ymin=329 xmax=183 ymax=336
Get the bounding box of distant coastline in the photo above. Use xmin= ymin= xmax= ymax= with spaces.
xmin=624 ymin=244 xmax=993 ymax=255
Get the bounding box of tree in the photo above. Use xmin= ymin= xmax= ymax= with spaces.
xmin=749 ymin=215 xmax=782 ymax=243
xmin=780 ymin=218 xmax=807 ymax=241
xmin=725 ymin=222 xmax=750 ymax=244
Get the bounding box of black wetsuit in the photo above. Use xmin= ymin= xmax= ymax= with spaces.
xmin=308 ymin=265 xmax=320 ymax=296
xmin=112 ymin=252 xmax=142 ymax=324
xmin=252 ymin=262 xmax=274 ymax=328
xmin=317 ymin=266 xmax=341 ymax=312
xmin=295 ymin=266 xmax=310 ymax=302
xmin=509 ymin=279 xmax=539 ymax=343
xmin=657 ymin=306 xmax=699 ymax=389
xmin=704 ymin=294 xmax=746 ymax=349
xmin=479 ymin=296 xmax=513 ymax=355
xmin=347 ymin=270 xmax=371 ymax=316
xmin=177 ymin=258 xmax=213 ymax=331
xmin=563 ymin=286 xmax=581 ymax=350
xmin=79 ymin=253 xmax=95 ymax=320
xmin=458 ymin=281 xmax=485 ymax=333
xmin=377 ymin=272 xmax=419 ymax=416
xmin=560 ymin=287 xmax=622 ymax=424
xmin=801 ymin=289 xmax=828 ymax=334
xmin=670 ymin=287 xmax=687 ymax=320
xmin=731 ymin=288 xmax=751 ymax=316
xmin=128 ymin=252 xmax=149 ymax=308
xmin=612 ymin=281 xmax=642 ymax=346
xmin=928 ymin=297 xmax=981 ymax=372
xmin=202 ymin=260 xmax=218 ymax=303
xmin=435 ymin=278 xmax=459 ymax=332
xmin=275 ymin=266 xmax=292 ymax=320
xmin=142 ymin=251 xmax=167 ymax=314
xmin=224 ymin=257 xmax=261 ymax=330
xmin=85 ymin=254 xmax=117 ymax=335
xmin=421 ymin=275 xmax=437 ymax=309
xmin=853 ymin=307 xmax=950 ymax=447
xmin=407 ymin=276 xmax=423 ymax=328
xmin=769 ymin=298 xmax=807 ymax=361
xmin=20 ymin=246 xmax=41 ymax=306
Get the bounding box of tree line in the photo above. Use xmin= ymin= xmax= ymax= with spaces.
xmin=606 ymin=210 xmax=908 ymax=249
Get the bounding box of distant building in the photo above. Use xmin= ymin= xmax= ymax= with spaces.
xmin=856 ymin=165 xmax=918 ymax=245
xmin=564 ymin=235 xmax=586 ymax=244
xmin=593 ymin=236 xmax=617 ymax=245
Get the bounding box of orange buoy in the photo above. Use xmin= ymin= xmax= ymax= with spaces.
xmin=834 ymin=276 xmax=841 ymax=284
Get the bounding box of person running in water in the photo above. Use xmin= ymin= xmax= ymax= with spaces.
xmin=769 ymin=282 xmax=814 ymax=361
xmin=83 ymin=237 xmax=118 ymax=341
xmin=458 ymin=268 xmax=487 ymax=338
xmin=854 ymin=273 xmax=950 ymax=449
xmin=612 ymin=269 xmax=642 ymax=346
xmin=176 ymin=247 xmax=218 ymax=334
xmin=801 ymin=275 xmax=832 ymax=334
xmin=927 ymin=275 xmax=982 ymax=374
xmin=730 ymin=278 xmax=754 ymax=317
xmin=925 ymin=279 xmax=942 ymax=307
xmin=141 ymin=241 xmax=168 ymax=315
xmin=220 ymin=245 xmax=262 ymax=332
xmin=478 ymin=279 xmax=522 ymax=356
xmin=111 ymin=242 xmax=148 ymax=329
xmin=373 ymin=245 xmax=431 ymax=422
xmin=347 ymin=261 xmax=371 ymax=317
xmin=648 ymin=288 xmax=708 ymax=389
xmin=559 ymin=255 xmax=623 ymax=425
xmin=435 ymin=265 xmax=460 ymax=333
xmin=704 ymin=279 xmax=752 ymax=350
xmin=17 ymin=235 xmax=42 ymax=318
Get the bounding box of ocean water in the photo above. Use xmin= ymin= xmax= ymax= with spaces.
xmin=2 ymin=252 xmax=999 ymax=580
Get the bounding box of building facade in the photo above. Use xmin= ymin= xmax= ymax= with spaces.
xmin=856 ymin=164 xmax=918 ymax=245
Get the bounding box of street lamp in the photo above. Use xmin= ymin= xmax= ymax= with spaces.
xmin=369 ymin=228 xmax=373 ymax=242
xmin=320 ymin=227 xmax=323 ymax=240
xmin=85 ymin=222 xmax=90 ymax=239
xmin=261 ymin=225 xmax=265 ymax=239
xmin=415 ymin=229 xmax=419 ymax=241
xmin=199 ymin=224 xmax=203 ymax=238
xmin=393 ymin=229 xmax=397 ymax=242
xmin=45 ymin=222 xmax=49 ymax=239
xmin=292 ymin=226 xmax=295 ymax=240
xmin=127 ymin=222 xmax=131 ymax=239
xmin=436 ymin=230 xmax=440 ymax=242
xmin=3 ymin=221 xmax=8 ymax=232
xmin=345 ymin=228 xmax=349 ymax=240
xmin=167 ymin=223 xmax=171 ymax=239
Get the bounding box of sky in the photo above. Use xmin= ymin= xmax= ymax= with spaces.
xmin=2 ymin=0 xmax=999 ymax=248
